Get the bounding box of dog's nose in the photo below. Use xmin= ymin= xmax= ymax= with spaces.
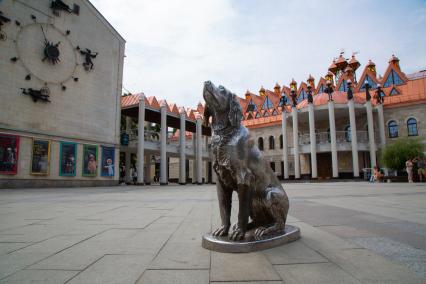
xmin=204 ymin=80 xmax=212 ymax=86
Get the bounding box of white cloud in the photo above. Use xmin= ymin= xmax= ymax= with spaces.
xmin=91 ymin=0 xmax=426 ymax=108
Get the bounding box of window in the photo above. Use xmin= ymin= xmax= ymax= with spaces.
xmin=264 ymin=111 xmax=269 ymax=117
xmin=262 ymin=96 xmax=274 ymax=110
xmin=271 ymin=109 xmax=278 ymax=116
xmin=360 ymin=75 xmax=377 ymax=91
xmin=407 ymin=118 xmax=418 ymax=136
xmin=338 ymin=80 xmax=348 ymax=92
xmin=317 ymin=84 xmax=324 ymax=94
xmin=247 ymin=113 xmax=253 ymax=120
xmin=388 ymin=120 xmax=398 ymax=138
xmin=383 ymin=70 xmax=404 ymax=87
xmin=279 ymin=135 xmax=283 ymax=149
xmin=258 ymin=137 xmax=264 ymax=150
xmin=297 ymin=89 xmax=307 ymax=103
xmin=390 ymin=87 xmax=400 ymax=96
xmin=255 ymin=112 xmax=261 ymax=118
xmin=345 ymin=125 xmax=351 ymax=142
xmin=269 ymin=136 xmax=275 ymax=150
xmin=270 ymin=162 xmax=276 ymax=172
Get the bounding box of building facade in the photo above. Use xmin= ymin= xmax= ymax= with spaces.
xmin=0 ymin=0 xmax=125 ymax=188
xmin=239 ymin=54 xmax=425 ymax=179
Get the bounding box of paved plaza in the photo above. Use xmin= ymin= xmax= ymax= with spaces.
xmin=0 ymin=182 xmax=425 ymax=283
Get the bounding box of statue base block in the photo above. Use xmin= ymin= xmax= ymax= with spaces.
xmin=202 ymin=224 xmax=301 ymax=253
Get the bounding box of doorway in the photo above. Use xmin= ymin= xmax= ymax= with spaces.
xmin=317 ymin=153 xmax=332 ymax=179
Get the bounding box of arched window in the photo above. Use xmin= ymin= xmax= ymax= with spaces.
xmin=345 ymin=125 xmax=351 ymax=142
xmin=270 ymin=162 xmax=276 ymax=172
xmin=258 ymin=137 xmax=264 ymax=150
xmin=279 ymin=135 xmax=283 ymax=149
xmin=269 ymin=136 xmax=275 ymax=150
xmin=388 ymin=120 xmax=398 ymax=138
xmin=407 ymin=118 xmax=418 ymax=136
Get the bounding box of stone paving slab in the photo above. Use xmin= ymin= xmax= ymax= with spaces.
xmin=0 ymin=183 xmax=425 ymax=283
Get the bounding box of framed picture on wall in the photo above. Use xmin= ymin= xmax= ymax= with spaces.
xmin=0 ymin=134 xmax=19 ymax=175
xmin=30 ymin=139 xmax=51 ymax=175
xmin=82 ymin=144 xmax=98 ymax=177
xmin=101 ymin=146 xmax=115 ymax=177
xmin=59 ymin=142 xmax=77 ymax=176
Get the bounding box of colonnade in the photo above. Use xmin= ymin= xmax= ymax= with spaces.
xmin=124 ymin=96 xmax=211 ymax=185
xmin=281 ymin=99 xmax=386 ymax=179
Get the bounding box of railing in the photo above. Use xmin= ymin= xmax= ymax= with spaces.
xmin=299 ymin=130 xmax=379 ymax=145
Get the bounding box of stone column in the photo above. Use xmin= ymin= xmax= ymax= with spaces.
xmin=281 ymin=111 xmax=289 ymax=179
xmin=328 ymin=101 xmax=338 ymax=178
xmin=308 ymin=103 xmax=317 ymax=179
xmin=145 ymin=154 xmax=151 ymax=185
xmin=348 ymin=100 xmax=359 ymax=177
xmin=160 ymin=102 xmax=168 ymax=185
xmin=366 ymin=101 xmax=377 ymax=168
xmin=179 ymin=108 xmax=186 ymax=185
xmin=196 ymin=115 xmax=203 ymax=184
xmin=137 ymin=96 xmax=145 ymax=184
xmin=192 ymin=135 xmax=196 ymax=183
xmin=292 ymin=107 xmax=300 ymax=179
xmin=376 ymin=104 xmax=386 ymax=148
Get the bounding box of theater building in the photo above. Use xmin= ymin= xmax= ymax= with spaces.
xmin=239 ymin=54 xmax=426 ymax=179
xmin=0 ymin=0 xmax=125 ymax=188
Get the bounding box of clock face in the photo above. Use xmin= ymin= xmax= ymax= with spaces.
xmin=16 ymin=23 xmax=77 ymax=84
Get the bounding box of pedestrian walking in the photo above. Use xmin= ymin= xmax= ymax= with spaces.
xmin=413 ymin=157 xmax=426 ymax=182
xmin=406 ymin=158 xmax=414 ymax=183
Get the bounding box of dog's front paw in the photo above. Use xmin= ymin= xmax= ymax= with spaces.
xmin=229 ymin=227 xmax=245 ymax=241
xmin=212 ymin=225 xmax=230 ymax=237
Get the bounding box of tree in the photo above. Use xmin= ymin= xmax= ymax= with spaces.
xmin=380 ymin=138 xmax=425 ymax=170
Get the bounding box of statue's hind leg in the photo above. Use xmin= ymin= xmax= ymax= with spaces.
xmin=254 ymin=187 xmax=288 ymax=238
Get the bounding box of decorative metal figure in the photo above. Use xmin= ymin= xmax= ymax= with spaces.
xmin=21 ymin=87 xmax=51 ymax=102
xmin=376 ymin=83 xmax=384 ymax=104
xmin=79 ymin=48 xmax=98 ymax=71
xmin=279 ymin=94 xmax=288 ymax=106
xmin=39 ymin=25 xmax=61 ymax=64
xmin=307 ymin=85 xmax=313 ymax=104
xmin=203 ymin=81 xmax=289 ymax=241
xmin=347 ymin=79 xmax=353 ymax=100
xmin=325 ymin=80 xmax=334 ymax=101
xmin=290 ymin=88 xmax=297 ymax=107
xmin=364 ymin=80 xmax=371 ymax=101
xmin=51 ymin=0 xmax=80 ymax=15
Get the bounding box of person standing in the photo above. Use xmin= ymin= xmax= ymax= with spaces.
xmin=130 ymin=165 xmax=138 ymax=185
xmin=406 ymin=158 xmax=414 ymax=183
xmin=414 ymin=157 xmax=426 ymax=182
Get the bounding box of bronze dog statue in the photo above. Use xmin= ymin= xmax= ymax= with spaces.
xmin=203 ymin=81 xmax=289 ymax=241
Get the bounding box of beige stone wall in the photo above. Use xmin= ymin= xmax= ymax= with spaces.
xmin=0 ymin=0 xmax=124 ymax=185
xmin=383 ymin=104 xmax=426 ymax=144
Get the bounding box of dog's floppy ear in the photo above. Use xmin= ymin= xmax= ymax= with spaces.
xmin=203 ymin=105 xmax=211 ymax=127
xmin=228 ymin=93 xmax=243 ymax=127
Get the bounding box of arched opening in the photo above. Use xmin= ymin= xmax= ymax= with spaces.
xmin=258 ymin=137 xmax=264 ymax=151
xmin=388 ymin=120 xmax=398 ymax=138
xmin=407 ymin=118 xmax=418 ymax=136
xmin=269 ymin=136 xmax=275 ymax=150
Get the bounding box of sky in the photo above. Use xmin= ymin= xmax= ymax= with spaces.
xmin=91 ymin=0 xmax=426 ymax=108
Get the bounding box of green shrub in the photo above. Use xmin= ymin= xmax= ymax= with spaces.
xmin=380 ymin=138 xmax=425 ymax=170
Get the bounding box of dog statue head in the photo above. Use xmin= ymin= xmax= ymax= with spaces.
xmin=203 ymin=81 xmax=243 ymax=131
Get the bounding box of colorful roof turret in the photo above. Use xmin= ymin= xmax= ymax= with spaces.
xmin=289 ymin=78 xmax=297 ymax=91
xmin=344 ymin=66 xmax=354 ymax=77
xmin=389 ymin=54 xmax=400 ymax=70
xmin=328 ymin=59 xmax=338 ymax=74
xmin=307 ymin=74 xmax=315 ymax=89
xmin=335 ymin=53 xmax=348 ymax=70
xmin=325 ymin=71 xmax=334 ymax=84
xmin=259 ymin=86 xmax=266 ymax=97
xmin=245 ymin=90 xmax=251 ymax=100
xmin=366 ymin=59 xmax=376 ymax=74
xmin=274 ymin=82 xmax=281 ymax=95
xmin=348 ymin=54 xmax=361 ymax=71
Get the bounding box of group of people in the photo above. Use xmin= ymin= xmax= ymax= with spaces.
xmin=369 ymin=156 xmax=425 ymax=183
xmin=119 ymin=163 xmax=160 ymax=185
xmin=405 ymin=157 xmax=426 ymax=183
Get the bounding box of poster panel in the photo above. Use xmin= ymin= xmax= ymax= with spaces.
xmin=59 ymin=142 xmax=77 ymax=176
xmin=82 ymin=144 xmax=98 ymax=176
xmin=0 ymin=134 xmax=19 ymax=175
xmin=101 ymin=146 xmax=115 ymax=177
xmin=30 ymin=139 xmax=51 ymax=175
